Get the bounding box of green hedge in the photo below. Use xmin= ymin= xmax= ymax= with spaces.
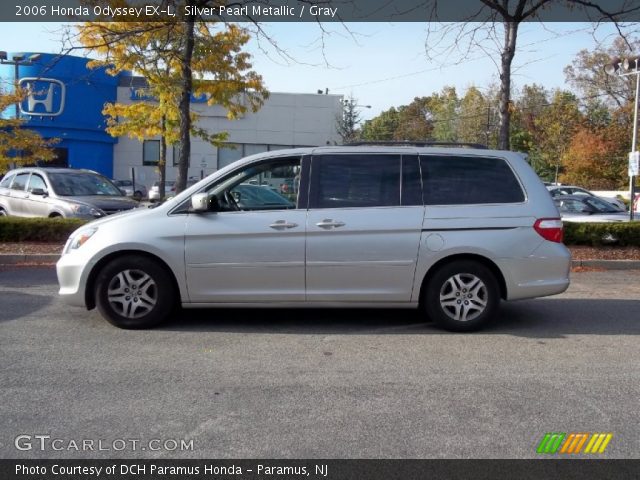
xmin=1 ymin=215 xmax=639 ymax=247
xmin=0 ymin=217 xmax=89 ymax=243
xmin=563 ymin=221 xmax=640 ymax=247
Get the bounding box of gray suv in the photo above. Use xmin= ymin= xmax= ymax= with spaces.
xmin=0 ymin=167 xmax=139 ymax=219
xmin=57 ymin=146 xmax=570 ymax=332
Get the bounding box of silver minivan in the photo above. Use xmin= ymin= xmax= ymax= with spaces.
xmin=57 ymin=146 xmax=570 ymax=331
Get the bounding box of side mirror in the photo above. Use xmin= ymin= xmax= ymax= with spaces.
xmin=191 ymin=193 xmax=220 ymax=212
xmin=30 ymin=188 xmax=47 ymax=196
xmin=119 ymin=188 xmax=127 ymax=196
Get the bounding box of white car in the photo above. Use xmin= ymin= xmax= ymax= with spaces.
xmin=547 ymin=185 xmax=626 ymax=211
xmin=113 ymin=180 xmax=148 ymax=200
xmin=148 ymin=179 xmax=198 ymax=202
xmin=57 ymin=145 xmax=570 ymax=332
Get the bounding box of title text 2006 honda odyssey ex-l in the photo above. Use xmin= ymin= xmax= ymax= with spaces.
xmin=57 ymin=146 xmax=570 ymax=332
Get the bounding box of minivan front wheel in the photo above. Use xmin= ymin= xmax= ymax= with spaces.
xmin=95 ymin=255 xmax=175 ymax=329
xmin=424 ymin=260 xmax=499 ymax=332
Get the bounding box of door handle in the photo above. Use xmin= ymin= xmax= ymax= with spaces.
xmin=269 ymin=220 xmax=298 ymax=230
xmin=316 ymin=219 xmax=346 ymax=229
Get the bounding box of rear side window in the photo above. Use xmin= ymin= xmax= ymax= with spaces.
xmin=0 ymin=173 xmax=15 ymax=188
xmin=420 ymin=155 xmax=524 ymax=205
xmin=310 ymin=154 xmax=400 ymax=208
xmin=11 ymin=173 xmax=30 ymax=191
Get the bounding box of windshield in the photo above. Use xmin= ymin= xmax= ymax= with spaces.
xmin=48 ymin=172 xmax=123 ymax=196
xmin=583 ymin=197 xmax=620 ymax=213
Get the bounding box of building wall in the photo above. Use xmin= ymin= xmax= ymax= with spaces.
xmin=0 ymin=52 xmax=118 ymax=176
xmin=1 ymin=53 xmax=342 ymax=187
xmin=112 ymin=86 xmax=342 ymax=187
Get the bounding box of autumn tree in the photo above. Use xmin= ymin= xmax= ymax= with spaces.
xmin=423 ymin=0 xmax=635 ymax=150
xmin=0 ymin=88 xmax=58 ymax=171
xmin=76 ymin=14 xmax=268 ymax=193
xmin=458 ymin=87 xmax=491 ymax=146
xmin=510 ymin=83 xmax=549 ymax=155
xmin=560 ymin=123 xmax=627 ymax=189
xmin=80 ymin=22 xmax=216 ymax=198
xmin=394 ymin=97 xmax=434 ymax=141
xmin=531 ymin=90 xmax=583 ymax=181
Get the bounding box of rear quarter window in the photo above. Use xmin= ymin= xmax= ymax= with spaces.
xmin=420 ymin=155 xmax=524 ymax=205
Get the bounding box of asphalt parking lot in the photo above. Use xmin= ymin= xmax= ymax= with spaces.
xmin=0 ymin=266 xmax=639 ymax=459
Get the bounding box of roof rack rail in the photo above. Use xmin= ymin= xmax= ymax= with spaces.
xmin=343 ymin=141 xmax=488 ymax=149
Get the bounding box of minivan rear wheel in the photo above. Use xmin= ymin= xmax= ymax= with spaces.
xmin=95 ymin=255 xmax=175 ymax=329
xmin=424 ymin=260 xmax=499 ymax=332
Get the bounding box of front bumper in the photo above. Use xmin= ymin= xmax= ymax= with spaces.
xmin=56 ymin=252 xmax=93 ymax=308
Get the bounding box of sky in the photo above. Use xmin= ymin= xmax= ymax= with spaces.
xmin=0 ymin=21 xmax=629 ymax=120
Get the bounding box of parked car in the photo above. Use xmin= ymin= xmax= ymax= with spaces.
xmin=57 ymin=145 xmax=570 ymax=332
xmin=113 ymin=180 xmax=148 ymax=200
xmin=554 ymin=195 xmax=630 ymax=223
xmin=546 ymin=185 xmax=626 ymax=211
xmin=0 ymin=167 xmax=139 ymax=219
xmin=148 ymin=179 xmax=198 ymax=202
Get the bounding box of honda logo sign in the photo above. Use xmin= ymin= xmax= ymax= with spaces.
xmin=18 ymin=78 xmax=66 ymax=117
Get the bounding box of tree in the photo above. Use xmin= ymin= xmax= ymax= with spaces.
xmin=76 ymin=14 xmax=268 ymax=193
xmin=424 ymin=0 xmax=635 ymax=150
xmin=394 ymin=97 xmax=434 ymax=141
xmin=360 ymin=107 xmax=400 ymax=141
xmin=560 ymin=125 xmax=627 ymax=189
xmin=336 ymin=96 xmax=363 ymax=144
xmin=429 ymin=87 xmax=459 ymax=142
xmin=565 ymin=36 xmax=640 ymax=109
xmin=0 ymin=88 xmax=58 ymax=171
xmin=531 ymin=90 xmax=583 ymax=181
xmin=510 ymin=83 xmax=549 ymax=155
xmin=458 ymin=87 xmax=491 ymax=145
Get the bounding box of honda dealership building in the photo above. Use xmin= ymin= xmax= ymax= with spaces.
xmin=0 ymin=53 xmax=342 ymax=187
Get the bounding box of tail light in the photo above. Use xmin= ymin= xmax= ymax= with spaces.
xmin=534 ymin=218 xmax=564 ymax=243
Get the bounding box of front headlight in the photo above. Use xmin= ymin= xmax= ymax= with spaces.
xmin=71 ymin=204 xmax=104 ymax=217
xmin=64 ymin=228 xmax=98 ymax=254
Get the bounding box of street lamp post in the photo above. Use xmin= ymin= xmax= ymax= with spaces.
xmin=605 ymin=55 xmax=640 ymax=221
xmin=0 ymin=52 xmax=42 ymax=119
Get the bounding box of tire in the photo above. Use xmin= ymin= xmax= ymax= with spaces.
xmin=133 ymin=191 xmax=143 ymax=201
xmin=424 ymin=260 xmax=500 ymax=332
xmin=0 ymin=208 xmax=7 ymax=217
xmin=95 ymin=255 xmax=176 ymax=329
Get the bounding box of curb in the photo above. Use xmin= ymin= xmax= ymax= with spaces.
xmin=2 ymin=255 xmax=640 ymax=270
xmin=571 ymin=259 xmax=640 ymax=270
xmin=0 ymin=254 xmax=60 ymax=265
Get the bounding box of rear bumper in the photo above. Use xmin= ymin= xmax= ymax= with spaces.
xmin=498 ymin=241 xmax=571 ymax=301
